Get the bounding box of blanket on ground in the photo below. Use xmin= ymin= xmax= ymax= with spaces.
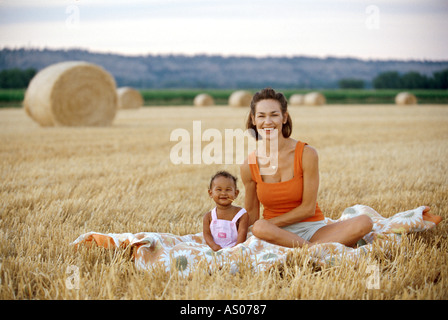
xmin=72 ymin=205 xmax=442 ymax=276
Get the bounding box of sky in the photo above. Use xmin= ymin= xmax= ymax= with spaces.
xmin=0 ymin=0 xmax=447 ymax=61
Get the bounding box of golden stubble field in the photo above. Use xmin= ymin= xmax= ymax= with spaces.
xmin=0 ymin=104 xmax=447 ymax=300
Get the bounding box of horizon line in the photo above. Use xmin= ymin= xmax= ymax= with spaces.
xmin=2 ymin=45 xmax=448 ymax=63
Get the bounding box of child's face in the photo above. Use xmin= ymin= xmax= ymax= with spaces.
xmin=208 ymin=176 xmax=239 ymax=206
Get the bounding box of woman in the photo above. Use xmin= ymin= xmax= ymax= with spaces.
xmin=240 ymin=88 xmax=374 ymax=248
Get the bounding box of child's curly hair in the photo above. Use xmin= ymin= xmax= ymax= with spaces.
xmin=209 ymin=171 xmax=238 ymax=189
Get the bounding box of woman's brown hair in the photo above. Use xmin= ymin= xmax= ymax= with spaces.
xmin=245 ymin=88 xmax=292 ymax=140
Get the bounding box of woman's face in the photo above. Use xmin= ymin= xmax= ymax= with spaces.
xmin=252 ymin=99 xmax=287 ymax=141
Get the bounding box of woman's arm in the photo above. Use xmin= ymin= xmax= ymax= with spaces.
xmin=240 ymin=160 xmax=260 ymax=226
xmin=202 ymin=212 xmax=222 ymax=251
xmin=268 ymin=145 xmax=320 ymax=227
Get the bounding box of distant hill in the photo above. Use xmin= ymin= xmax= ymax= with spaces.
xmin=1 ymin=48 xmax=447 ymax=89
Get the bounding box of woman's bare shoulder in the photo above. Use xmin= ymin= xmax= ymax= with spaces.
xmin=303 ymin=144 xmax=318 ymax=157
xmin=302 ymin=144 xmax=319 ymax=168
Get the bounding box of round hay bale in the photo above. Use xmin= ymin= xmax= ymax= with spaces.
xmin=117 ymin=87 xmax=143 ymax=109
xmin=395 ymin=92 xmax=417 ymax=105
xmin=289 ymin=94 xmax=304 ymax=106
xmin=23 ymin=61 xmax=117 ymax=127
xmin=304 ymin=92 xmax=326 ymax=106
xmin=228 ymin=90 xmax=252 ymax=107
xmin=193 ymin=93 xmax=214 ymax=107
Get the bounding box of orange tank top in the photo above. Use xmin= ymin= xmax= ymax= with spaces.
xmin=248 ymin=141 xmax=324 ymax=222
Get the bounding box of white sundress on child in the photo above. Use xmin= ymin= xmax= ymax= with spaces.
xmin=210 ymin=207 xmax=247 ymax=248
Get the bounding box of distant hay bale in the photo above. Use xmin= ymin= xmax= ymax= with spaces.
xmin=395 ymin=92 xmax=417 ymax=105
xmin=228 ymin=90 xmax=252 ymax=107
xmin=193 ymin=93 xmax=215 ymax=107
xmin=117 ymin=87 xmax=143 ymax=109
xmin=304 ymin=92 xmax=326 ymax=106
xmin=289 ymin=94 xmax=304 ymax=106
xmin=23 ymin=61 xmax=117 ymax=127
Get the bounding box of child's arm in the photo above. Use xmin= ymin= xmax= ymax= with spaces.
xmin=235 ymin=211 xmax=249 ymax=245
xmin=202 ymin=212 xmax=222 ymax=251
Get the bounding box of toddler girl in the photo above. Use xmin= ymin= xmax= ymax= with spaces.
xmin=203 ymin=171 xmax=249 ymax=251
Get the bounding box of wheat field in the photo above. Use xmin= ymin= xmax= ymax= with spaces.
xmin=0 ymin=104 xmax=447 ymax=300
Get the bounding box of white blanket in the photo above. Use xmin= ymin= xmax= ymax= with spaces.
xmin=72 ymin=205 xmax=442 ymax=276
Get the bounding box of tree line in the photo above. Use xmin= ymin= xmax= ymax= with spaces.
xmin=372 ymin=69 xmax=448 ymax=89
xmin=339 ymin=69 xmax=448 ymax=89
xmin=0 ymin=68 xmax=36 ymax=89
xmin=1 ymin=66 xmax=447 ymax=90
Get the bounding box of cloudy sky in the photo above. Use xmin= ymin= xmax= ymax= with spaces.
xmin=0 ymin=0 xmax=447 ymax=60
